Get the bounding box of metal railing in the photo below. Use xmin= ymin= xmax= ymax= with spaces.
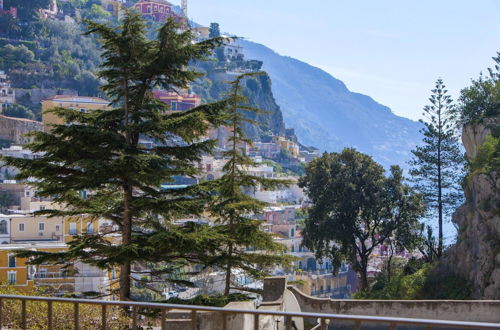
xmin=31 ymin=271 xmax=105 ymax=279
xmin=0 ymin=294 xmax=498 ymax=330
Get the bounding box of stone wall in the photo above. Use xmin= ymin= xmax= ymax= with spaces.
xmin=289 ymin=286 xmax=500 ymax=323
xmin=0 ymin=115 xmax=42 ymax=144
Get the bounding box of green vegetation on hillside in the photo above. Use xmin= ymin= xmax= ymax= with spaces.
xmin=456 ymin=52 xmax=500 ymax=125
xmin=354 ymin=259 xmax=471 ymax=300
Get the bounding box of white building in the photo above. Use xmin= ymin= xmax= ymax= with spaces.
xmin=0 ymin=146 xmax=41 ymax=180
xmin=0 ymin=71 xmax=15 ymax=111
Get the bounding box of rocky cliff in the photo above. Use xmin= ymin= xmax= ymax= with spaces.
xmin=192 ymin=70 xmax=287 ymax=141
xmin=442 ymin=116 xmax=500 ymax=299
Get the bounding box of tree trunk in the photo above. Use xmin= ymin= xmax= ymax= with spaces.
xmin=120 ymin=183 xmax=133 ymax=300
xmin=224 ymin=244 xmax=233 ymax=295
xmin=119 ymin=78 xmax=132 ymax=301
xmin=359 ymin=258 xmax=369 ymax=291
xmin=387 ymin=243 xmax=394 ymax=282
xmin=437 ymin=132 xmax=443 ymax=258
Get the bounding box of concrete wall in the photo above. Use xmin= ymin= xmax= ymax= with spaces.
xmin=289 ymin=286 xmax=500 ymax=323
xmin=0 ymin=115 xmax=42 ymax=144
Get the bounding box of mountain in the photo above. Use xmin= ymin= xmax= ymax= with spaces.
xmin=240 ymin=40 xmax=423 ymax=168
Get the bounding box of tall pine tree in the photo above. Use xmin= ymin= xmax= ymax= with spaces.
xmin=209 ymin=73 xmax=293 ymax=295
xmin=409 ymin=78 xmax=464 ymax=258
xmin=2 ymin=12 xmax=229 ymax=301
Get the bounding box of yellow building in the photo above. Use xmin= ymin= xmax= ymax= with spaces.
xmin=9 ymin=215 xmax=65 ymax=243
xmin=274 ymin=136 xmax=300 ymax=158
xmin=63 ymin=215 xmax=99 ymax=243
xmin=0 ymin=244 xmax=68 ymax=292
xmin=0 ymin=244 xmax=114 ymax=296
xmin=41 ymin=95 xmax=110 ymax=132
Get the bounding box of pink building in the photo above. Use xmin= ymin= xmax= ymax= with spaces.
xmin=133 ymin=0 xmax=182 ymax=22
xmin=0 ymin=0 xmax=17 ymax=18
xmin=152 ymin=90 xmax=201 ymax=111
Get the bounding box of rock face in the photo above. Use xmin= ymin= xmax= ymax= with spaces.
xmin=193 ymin=71 xmax=287 ymax=141
xmin=442 ymin=116 xmax=500 ymax=299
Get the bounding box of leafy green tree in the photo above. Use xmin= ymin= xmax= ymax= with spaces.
xmin=2 ymin=12 xmax=228 ymax=301
xmin=0 ymin=13 xmax=21 ymax=37
xmin=209 ymin=73 xmax=293 ymax=295
xmin=456 ymin=52 xmax=500 ymax=124
xmin=409 ymin=79 xmax=465 ymax=258
xmin=82 ymin=4 xmax=111 ymax=21
xmin=0 ymin=44 xmax=35 ymax=69
xmin=299 ymin=149 xmax=424 ymax=290
xmin=416 ymin=224 xmax=438 ymax=262
xmin=2 ymin=104 xmax=35 ymax=120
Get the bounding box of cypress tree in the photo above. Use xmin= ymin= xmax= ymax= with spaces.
xmin=409 ymin=78 xmax=465 ymax=258
xmin=209 ymin=73 xmax=293 ymax=295
xmin=2 ymin=12 xmax=229 ymax=300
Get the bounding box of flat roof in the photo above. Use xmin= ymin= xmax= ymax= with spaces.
xmin=44 ymin=95 xmax=109 ymax=104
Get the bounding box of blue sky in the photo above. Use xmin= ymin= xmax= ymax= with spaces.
xmin=184 ymin=0 xmax=500 ymax=121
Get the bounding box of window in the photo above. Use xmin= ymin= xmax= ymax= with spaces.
xmin=8 ymin=255 xmax=15 ymax=267
xmin=69 ymin=223 xmax=77 ymax=235
xmin=40 ymin=205 xmax=45 ymax=211
xmin=0 ymin=220 xmax=7 ymax=234
xmin=8 ymin=271 xmax=16 ymax=284
xmin=39 ymin=223 xmax=45 ymax=232
xmin=39 ymin=268 xmax=47 ymax=278
xmin=25 ymin=191 xmax=30 ymax=197
xmin=86 ymin=222 xmax=94 ymax=234
xmin=153 ymin=5 xmax=157 ymax=11
xmin=80 ymin=108 xmax=86 ymax=113
xmin=55 ymin=225 xmax=60 ymax=232
xmin=18 ymin=223 xmax=24 ymax=232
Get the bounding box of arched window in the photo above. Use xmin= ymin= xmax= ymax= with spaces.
xmin=0 ymin=220 xmax=7 ymax=234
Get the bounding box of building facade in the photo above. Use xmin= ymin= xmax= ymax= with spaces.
xmin=0 ymin=71 xmax=15 ymax=111
xmin=152 ymin=90 xmax=201 ymax=111
xmin=0 ymin=116 xmax=43 ymax=145
xmin=133 ymin=0 xmax=182 ymax=22
xmin=41 ymin=95 xmax=110 ymax=131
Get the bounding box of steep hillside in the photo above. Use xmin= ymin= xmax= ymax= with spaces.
xmin=441 ymin=117 xmax=500 ymax=299
xmin=240 ymin=40 xmax=423 ymax=168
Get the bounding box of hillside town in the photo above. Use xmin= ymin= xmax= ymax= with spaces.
xmin=0 ymin=0 xmax=419 ymax=302
xmin=0 ymin=0 xmax=498 ymax=329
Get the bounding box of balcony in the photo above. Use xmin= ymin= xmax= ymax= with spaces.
xmin=31 ymin=271 xmax=105 ymax=279
xmin=0 ymin=294 xmax=498 ymax=330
